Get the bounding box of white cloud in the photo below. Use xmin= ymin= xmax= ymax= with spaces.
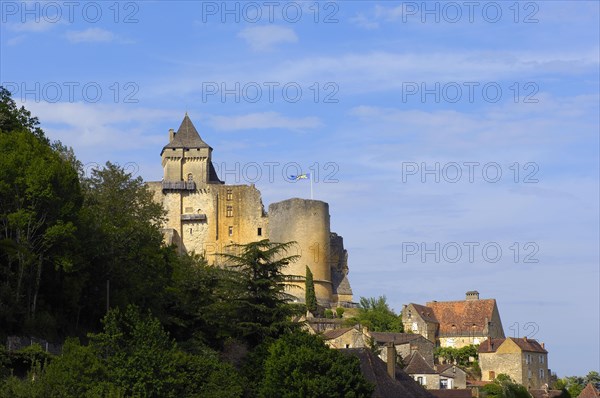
xmin=6 ymin=35 xmax=26 ymax=46
xmin=65 ymin=28 xmax=118 ymax=44
xmin=208 ymin=111 xmax=320 ymax=131
xmin=237 ymin=25 xmax=298 ymax=51
xmin=5 ymin=19 xmax=58 ymax=33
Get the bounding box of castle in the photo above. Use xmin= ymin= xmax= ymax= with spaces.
xmin=148 ymin=114 xmax=353 ymax=307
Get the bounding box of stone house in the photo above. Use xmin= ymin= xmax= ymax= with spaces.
xmin=436 ymin=364 xmax=468 ymax=389
xmin=478 ymin=337 xmax=549 ymax=389
xmin=402 ymin=291 xmax=505 ymax=348
xmin=342 ymin=347 xmax=436 ymax=398
xmin=405 ymin=351 xmax=441 ymax=390
xmin=369 ymin=331 xmax=435 ymax=367
xmin=321 ymin=326 xmax=367 ymax=349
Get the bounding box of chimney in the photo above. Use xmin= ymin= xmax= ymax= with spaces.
xmin=541 ymin=342 xmax=545 ymax=349
xmin=524 ymin=336 xmax=527 ymax=342
xmin=169 ymin=128 xmax=176 ymax=142
xmin=386 ymin=342 xmax=396 ymax=380
xmin=466 ymin=291 xmax=480 ymax=301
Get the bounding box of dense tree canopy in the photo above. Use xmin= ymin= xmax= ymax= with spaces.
xmin=346 ymin=296 xmax=404 ymax=332
xmin=259 ymin=331 xmax=374 ymax=398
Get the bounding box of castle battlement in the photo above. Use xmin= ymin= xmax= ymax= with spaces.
xmin=149 ymin=114 xmax=353 ymax=307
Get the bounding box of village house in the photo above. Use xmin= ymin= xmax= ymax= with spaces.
xmin=404 ymin=351 xmax=441 ymax=389
xmin=402 ymin=291 xmax=505 ymax=347
xmin=369 ymin=331 xmax=435 ymax=367
xmin=435 ymin=363 xmax=468 ymax=389
xmin=478 ymin=337 xmax=549 ymax=390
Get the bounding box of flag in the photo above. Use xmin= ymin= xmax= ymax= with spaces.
xmin=289 ymin=173 xmax=310 ymax=181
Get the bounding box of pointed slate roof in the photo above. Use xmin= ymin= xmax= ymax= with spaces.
xmin=404 ymin=351 xmax=437 ymax=375
xmin=341 ymin=348 xmax=435 ymax=398
xmin=162 ymin=114 xmax=211 ymax=154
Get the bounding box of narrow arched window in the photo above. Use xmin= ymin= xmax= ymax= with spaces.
xmin=187 ymin=173 xmax=193 ymax=182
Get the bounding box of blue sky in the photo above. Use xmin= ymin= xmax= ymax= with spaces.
xmin=1 ymin=0 xmax=598 ymax=377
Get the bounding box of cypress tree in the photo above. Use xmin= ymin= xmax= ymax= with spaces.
xmin=305 ymin=266 xmax=317 ymax=314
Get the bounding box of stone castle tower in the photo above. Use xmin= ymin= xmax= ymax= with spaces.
xmin=148 ymin=114 xmax=353 ymax=307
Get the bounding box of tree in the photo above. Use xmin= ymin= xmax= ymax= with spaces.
xmin=218 ymin=240 xmax=304 ymax=347
xmin=305 ymin=265 xmax=317 ymax=314
xmin=0 ymin=86 xmax=46 ymax=140
xmin=346 ymin=296 xmax=403 ymax=332
xmin=259 ymin=331 xmax=374 ymax=398
xmin=482 ymin=374 xmax=531 ymax=398
xmin=0 ymin=127 xmax=82 ymax=334
xmin=76 ymin=162 xmax=171 ymax=330
xmin=89 ymin=305 xmax=242 ymax=398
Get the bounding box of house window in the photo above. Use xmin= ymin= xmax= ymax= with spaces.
xmin=412 ymin=322 xmax=418 ymax=332
xmin=539 ymin=369 xmax=544 ymax=379
xmin=440 ymin=379 xmax=448 ymax=389
xmin=489 ymin=371 xmax=495 ymax=380
xmin=528 ymin=370 xmax=532 ymax=379
xmin=226 ymin=206 xmax=233 ymax=217
xmin=345 ymin=344 xmax=350 ymax=348
xmin=257 ymin=227 xmax=262 ymax=236
xmin=226 ymin=189 xmax=233 ymax=201
xmin=228 ymin=226 xmax=233 ymax=236
xmin=417 ymin=377 xmax=424 ymax=385
xmin=539 ymin=355 xmax=544 ymax=364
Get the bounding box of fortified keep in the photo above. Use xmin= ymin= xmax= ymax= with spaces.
xmin=148 ymin=114 xmax=353 ymax=307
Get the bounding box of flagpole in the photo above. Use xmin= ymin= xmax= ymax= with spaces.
xmin=310 ymin=173 xmax=313 ymax=200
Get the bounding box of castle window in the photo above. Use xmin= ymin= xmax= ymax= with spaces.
xmin=257 ymin=227 xmax=262 ymax=236
xmin=228 ymin=226 xmax=233 ymax=236
xmin=539 ymin=369 xmax=544 ymax=379
xmin=226 ymin=206 xmax=233 ymax=217
xmin=226 ymin=189 xmax=233 ymax=201
xmin=187 ymin=173 xmax=193 ymax=182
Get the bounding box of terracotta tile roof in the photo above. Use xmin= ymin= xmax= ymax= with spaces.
xmin=429 ymin=389 xmax=472 ymax=398
xmin=404 ymin=351 xmax=438 ymax=375
xmin=321 ymin=327 xmax=354 ymax=340
xmin=411 ymin=303 xmax=439 ymax=323
xmin=478 ymin=337 xmax=547 ymax=353
xmin=426 ymin=299 xmax=496 ymax=335
xmin=370 ymin=332 xmax=424 ymax=345
xmin=578 ymin=383 xmax=600 ymax=398
xmin=341 ymin=348 xmax=435 ymax=398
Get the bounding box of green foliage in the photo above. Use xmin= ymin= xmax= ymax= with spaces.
xmin=0 ymin=345 xmax=9 ymax=380
xmin=0 ymin=86 xmax=46 ymax=140
xmin=0 ymin=127 xmax=82 ymax=334
xmin=557 ymin=372 xmax=600 ymax=398
xmin=434 ymin=344 xmax=479 ymax=367
xmin=218 ymin=240 xmax=304 ymax=347
xmin=305 ymin=266 xmax=317 ymax=314
xmin=259 ymin=331 xmax=374 ymax=398
xmin=324 ymin=309 xmax=334 ymax=318
xmin=336 ymin=307 xmax=345 ymax=318
xmin=482 ymin=374 xmax=531 ymax=398
xmin=346 ymin=296 xmax=403 ymax=332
